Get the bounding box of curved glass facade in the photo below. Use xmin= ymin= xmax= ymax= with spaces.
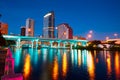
xmin=43 ymin=11 xmax=54 ymax=38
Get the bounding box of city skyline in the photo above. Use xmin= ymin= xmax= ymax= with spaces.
xmin=0 ymin=0 xmax=120 ymax=40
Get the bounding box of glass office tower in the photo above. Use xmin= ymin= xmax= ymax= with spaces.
xmin=43 ymin=11 xmax=54 ymax=38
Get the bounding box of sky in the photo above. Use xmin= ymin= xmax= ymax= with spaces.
xmin=0 ymin=0 xmax=120 ymax=40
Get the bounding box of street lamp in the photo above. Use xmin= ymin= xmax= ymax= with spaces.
xmin=89 ymin=30 xmax=93 ymax=34
xmin=86 ymin=30 xmax=93 ymax=40
xmin=106 ymin=36 xmax=109 ymax=40
xmin=114 ymin=33 xmax=118 ymax=38
xmin=88 ymin=34 xmax=92 ymax=38
xmin=87 ymin=34 xmax=92 ymax=41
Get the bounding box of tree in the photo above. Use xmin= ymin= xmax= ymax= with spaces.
xmin=107 ymin=41 xmax=116 ymax=45
xmin=6 ymin=40 xmax=16 ymax=46
xmin=0 ymin=31 xmax=6 ymax=47
xmin=91 ymin=40 xmax=101 ymax=45
xmin=88 ymin=40 xmax=101 ymax=47
xmin=107 ymin=41 xmax=116 ymax=48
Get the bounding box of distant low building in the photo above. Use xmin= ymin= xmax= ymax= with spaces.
xmin=73 ymin=36 xmax=78 ymax=40
xmin=20 ymin=26 xmax=26 ymax=36
xmin=73 ymin=36 xmax=86 ymax=40
xmin=78 ymin=36 xmax=86 ymax=40
xmin=0 ymin=22 xmax=8 ymax=35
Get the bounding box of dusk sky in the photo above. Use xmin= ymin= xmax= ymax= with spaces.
xmin=0 ymin=0 xmax=120 ymax=40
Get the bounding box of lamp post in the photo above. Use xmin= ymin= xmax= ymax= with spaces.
xmin=89 ymin=30 xmax=93 ymax=34
xmin=106 ymin=36 xmax=109 ymax=40
xmin=114 ymin=33 xmax=118 ymax=39
xmin=87 ymin=30 xmax=93 ymax=41
xmin=87 ymin=34 xmax=92 ymax=41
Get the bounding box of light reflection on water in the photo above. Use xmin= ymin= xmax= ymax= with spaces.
xmin=23 ymin=54 xmax=31 ymax=80
xmin=52 ymin=56 xmax=59 ymax=80
xmin=14 ymin=48 xmax=22 ymax=67
xmin=106 ymin=51 xmax=112 ymax=78
xmin=82 ymin=50 xmax=87 ymax=67
xmin=115 ymin=51 xmax=120 ymax=79
xmin=78 ymin=50 xmax=82 ymax=67
xmin=11 ymin=48 xmax=120 ymax=80
xmin=87 ymin=51 xmax=95 ymax=80
xmin=62 ymin=53 xmax=67 ymax=77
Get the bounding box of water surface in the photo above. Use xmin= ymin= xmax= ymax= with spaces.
xmin=11 ymin=48 xmax=120 ymax=80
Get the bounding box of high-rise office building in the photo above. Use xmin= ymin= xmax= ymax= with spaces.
xmin=57 ymin=23 xmax=73 ymax=39
xmin=20 ymin=26 xmax=26 ymax=36
xmin=26 ymin=18 xmax=34 ymax=37
xmin=0 ymin=22 xmax=8 ymax=35
xmin=43 ymin=11 xmax=55 ymax=38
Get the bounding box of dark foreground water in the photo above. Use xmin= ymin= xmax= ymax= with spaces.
xmin=11 ymin=48 xmax=120 ymax=80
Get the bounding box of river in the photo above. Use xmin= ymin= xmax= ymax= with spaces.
xmin=11 ymin=48 xmax=120 ymax=80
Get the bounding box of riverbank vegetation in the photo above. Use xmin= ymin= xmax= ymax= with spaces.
xmin=73 ymin=40 xmax=103 ymax=50
xmin=0 ymin=32 xmax=15 ymax=48
xmin=73 ymin=40 xmax=120 ymax=51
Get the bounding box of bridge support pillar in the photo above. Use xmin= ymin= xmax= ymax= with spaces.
xmin=63 ymin=42 xmax=66 ymax=48
xmin=16 ymin=38 xmax=21 ymax=48
xmin=73 ymin=42 xmax=77 ymax=48
xmin=35 ymin=39 xmax=39 ymax=48
xmin=82 ymin=42 xmax=86 ymax=46
xmin=31 ymin=40 xmax=34 ymax=48
xmin=50 ymin=41 xmax=53 ymax=48
xmin=57 ymin=42 xmax=61 ymax=48
xmin=70 ymin=42 xmax=74 ymax=49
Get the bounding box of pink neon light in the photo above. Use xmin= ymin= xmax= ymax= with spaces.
xmin=1 ymin=48 xmax=23 ymax=80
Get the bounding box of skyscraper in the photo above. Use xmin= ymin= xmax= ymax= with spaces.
xmin=26 ymin=18 xmax=34 ymax=37
xmin=20 ymin=26 xmax=26 ymax=36
xmin=43 ymin=11 xmax=55 ymax=38
xmin=0 ymin=22 xmax=8 ymax=35
xmin=57 ymin=23 xmax=73 ymax=39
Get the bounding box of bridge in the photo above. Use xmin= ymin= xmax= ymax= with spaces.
xmin=106 ymin=38 xmax=120 ymax=44
xmin=3 ymin=35 xmax=88 ymax=48
xmin=106 ymin=38 xmax=120 ymax=42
